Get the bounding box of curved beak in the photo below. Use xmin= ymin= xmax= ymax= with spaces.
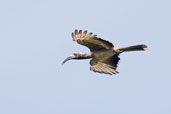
xmin=62 ymin=54 xmax=75 ymax=65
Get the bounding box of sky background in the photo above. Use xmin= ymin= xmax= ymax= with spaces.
xmin=0 ymin=0 xmax=171 ymax=114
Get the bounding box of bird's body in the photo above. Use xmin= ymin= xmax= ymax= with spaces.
xmin=63 ymin=29 xmax=147 ymax=75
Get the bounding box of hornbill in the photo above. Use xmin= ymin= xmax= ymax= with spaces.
xmin=62 ymin=29 xmax=147 ymax=75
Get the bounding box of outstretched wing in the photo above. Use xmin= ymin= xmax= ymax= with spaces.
xmin=72 ymin=29 xmax=114 ymax=52
xmin=90 ymin=54 xmax=120 ymax=75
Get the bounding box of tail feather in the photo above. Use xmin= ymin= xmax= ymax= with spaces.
xmin=115 ymin=44 xmax=148 ymax=52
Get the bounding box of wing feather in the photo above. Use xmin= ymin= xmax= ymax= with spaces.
xmin=90 ymin=54 xmax=120 ymax=75
xmin=72 ymin=29 xmax=114 ymax=52
xmin=90 ymin=62 xmax=117 ymax=75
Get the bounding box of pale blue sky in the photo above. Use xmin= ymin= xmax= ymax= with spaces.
xmin=0 ymin=0 xmax=171 ymax=114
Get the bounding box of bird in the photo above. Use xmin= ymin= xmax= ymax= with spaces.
xmin=62 ymin=29 xmax=147 ymax=75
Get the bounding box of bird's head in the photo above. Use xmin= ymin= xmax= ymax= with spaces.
xmin=62 ymin=52 xmax=92 ymax=64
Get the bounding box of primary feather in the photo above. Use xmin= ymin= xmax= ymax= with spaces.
xmin=72 ymin=29 xmax=114 ymax=52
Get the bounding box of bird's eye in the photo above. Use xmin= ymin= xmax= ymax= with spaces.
xmin=73 ymin=53 xmax=77 ymax=56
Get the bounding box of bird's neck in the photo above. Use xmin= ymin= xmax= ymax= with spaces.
xmin=73 ymin=52 xmax=92 ymax=59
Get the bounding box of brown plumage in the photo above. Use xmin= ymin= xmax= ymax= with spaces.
xmin=63 ymin=29 xmax=147 ymax=75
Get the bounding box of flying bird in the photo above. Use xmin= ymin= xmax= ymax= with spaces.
xmin=62 ymin=29 xmax=147 ymax=75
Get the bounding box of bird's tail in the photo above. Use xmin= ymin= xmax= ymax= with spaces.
xmin=115 ymin=44 xmax=148 ymax=52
